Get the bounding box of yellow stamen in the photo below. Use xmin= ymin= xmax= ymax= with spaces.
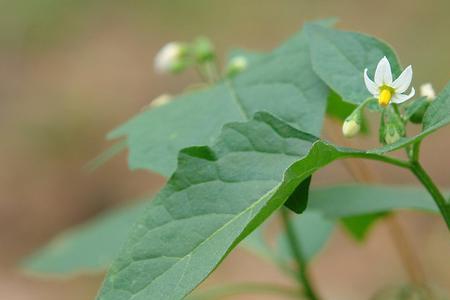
xmin=378 ymin=88 xmax=392 ymax=107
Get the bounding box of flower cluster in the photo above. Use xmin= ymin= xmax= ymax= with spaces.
xmin=342 ymin=56 xmax=436 ymax=145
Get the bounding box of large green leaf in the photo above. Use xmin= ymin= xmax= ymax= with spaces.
xmin=305 ymin=24 xmax=401 ymax=105
xmin=109 ymin=27 xmax=328 ymax=176
xmin=96 ymin=112 xmax=440 ymax=300
xmin=97 ymin=112 xmax=322 ymax=300
xmin=24 ymin=184 xmax=439 ymax=275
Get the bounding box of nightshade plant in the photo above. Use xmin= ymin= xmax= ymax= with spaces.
xmin=24 ymin=20 xmax=450 ymax=300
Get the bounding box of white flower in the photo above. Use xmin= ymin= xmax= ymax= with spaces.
xmin=364 ymin=56 xmax=415 ymax=107
xmin=154 ymin=42 xmax=183 ymax=74
xmin=420 ymin=83 xmax=436 ymax=100
xmin=342 ymin=119 xmax=360 ymax=138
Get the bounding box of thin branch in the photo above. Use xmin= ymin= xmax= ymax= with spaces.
xmin=280 ymin=208 xmax=320 ymax=300
xmin=324 ymin=118 xmax=428 ymax=286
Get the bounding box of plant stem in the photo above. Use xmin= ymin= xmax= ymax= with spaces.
xmin=409 ymin=161 xmax=450 ymax=230
xmin=325 ymin=120 xmax=428 ymax=285
xmin=344 ymin=151 xmax=411 ymax=169
xmin=280 ymin=208 xmax=320 ymax=300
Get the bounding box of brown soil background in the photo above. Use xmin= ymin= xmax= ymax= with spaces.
xmin=0 ymin=1 xmax=449 ymax=299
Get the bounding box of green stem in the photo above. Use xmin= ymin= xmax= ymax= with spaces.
xmin=280 ymin=208 xmax=320 ymax=300
xmin=195 ymin=65 xmax=210 ymax=83
xmin=411 ymin=141 xmax=421 ymax=162
xmin=409 ymin=161 xmax=450 ymax=230
xmin=344 ymin=147 xmax=449 ymax=230
xmin=345 ymin=151 xmax=411 ymax=169
xmin=186 ymin=282 xmax=299 ymax=300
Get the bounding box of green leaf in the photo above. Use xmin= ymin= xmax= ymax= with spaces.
xmin=109 ymin=27 xmax=328 ymax=176
xmin=404 ymin=96 xmax=428 ymax=123
xmin=341 ymin=212 xmax=386 ymax=241
xmin=240 ymin=223 xmax=275 ymax=263
xmin=97 ymin=112 xmax=440 ymax=300
xmin=284 ymin=176 xmax=312 ymax=213
xmin=97 ymin=112 xmax=327 ymax=300
xmin=307 ymin=185 xmax=439 ymax=217
xmin=24 ymin=199 xmax=148 ymax=273
xmin=24 ymin=184 xmax=440 ymax=275
xmin=305 ymin=24 xmax=401 ymax=105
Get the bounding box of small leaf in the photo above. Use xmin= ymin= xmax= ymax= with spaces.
xmin=404 ymin=96 xmax=428 ymax=123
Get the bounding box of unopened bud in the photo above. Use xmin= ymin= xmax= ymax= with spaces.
xmin=226 ymin=56 xmax=248 ymax=77
xmin=420 ymin=83 xmax=436 ymax=101
xmin=342 ymin=109 xmax=362 ymax=138
xmin=384 ymin=124 xmax=401 ymax=144
xmin=342 ymin=119 xmax=360 ymax=138
xmin=193 ymin=37 xmax=215 ymax=63
xmin=154 ymin=42 xmax=187 ymax=74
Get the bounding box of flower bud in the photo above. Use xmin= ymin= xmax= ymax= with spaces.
xmin=382 ymin=109 xmax=405 ymax=144
xmin=226 ymin=56 xmax=248 ymax=77
xmin=342 ymin=119 xmax=360 ymax=138
xmin=384 ymin=123 xmax=401 ymax=144
xmin=420 ymin=83 xmax=436 ymax=101
xmin=342 ymin=109 xmax=362 ymax=138
xmin=193 ymin=37 xmax=215 ymax=63
xmin=154 ymin=42 xmax=186 ymax=74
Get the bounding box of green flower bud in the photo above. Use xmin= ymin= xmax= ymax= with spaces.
xmin=169 ymin=60 xmax=188 ymax=74
xmin=342 ymin=109 xmax=362 ymax=138
xmin=226 ymin=56 xmax=248 ymax=77
xmin=382 ymin=108 xmax=406 ymax=144
xmin=384 ymin=123 xmax=402 ymax=144
xmin=193 ymin=37 xmax=215 ymax=63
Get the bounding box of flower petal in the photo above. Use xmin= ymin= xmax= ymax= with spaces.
xmin=364 ymin=68 xmax=379 ymax=96
xmin=374 ymin=56 xmax=393 ymax=85
xmin=392 ymin=65 xmax=413 ymax=93
xmin=391 ymin=87 xmax=415 ymax=104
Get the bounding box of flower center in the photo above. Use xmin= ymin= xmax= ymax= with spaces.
xmin=378 ymin=86 xmax=393 ymax=107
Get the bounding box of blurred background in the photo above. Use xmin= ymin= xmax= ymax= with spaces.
xmin=0 ymin=0 xmax=449 ymax=299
